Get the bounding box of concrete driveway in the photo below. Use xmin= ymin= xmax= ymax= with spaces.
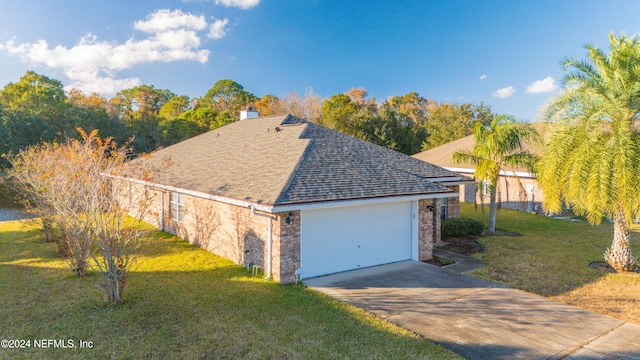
xmin=305 ymin=261 xmax=640 ymax=359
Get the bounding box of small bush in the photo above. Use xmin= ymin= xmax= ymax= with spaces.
xmin=442 ymin=217 xmax=485 ymax=237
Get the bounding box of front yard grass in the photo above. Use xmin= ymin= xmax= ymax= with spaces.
xmin=0 ymin=219 xmax=460 ymax=360
xmin=461 ymin=203 xmax=640 ymax=325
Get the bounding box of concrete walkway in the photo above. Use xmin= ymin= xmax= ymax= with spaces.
xmin=305 ymin=261 xmax=640 ymax=359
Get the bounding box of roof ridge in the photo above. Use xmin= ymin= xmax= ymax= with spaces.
xmin=273 ymin=116 xmax=313 ymax=204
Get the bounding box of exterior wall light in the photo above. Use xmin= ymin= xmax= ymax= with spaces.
xmin=285 ymin=212 xmax=294 ymax=224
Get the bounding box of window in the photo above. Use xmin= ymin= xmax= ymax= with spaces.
xmin=480 ymin=179 xmax=491 ymax=196
xmin=170 ymin=192 xmax=185 ymax=222
xmin=440 ymin=198 xmax=447 ymax=220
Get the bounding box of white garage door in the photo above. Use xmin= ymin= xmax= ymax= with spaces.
xmin=300 ymin=201 xmax=413 ymax=279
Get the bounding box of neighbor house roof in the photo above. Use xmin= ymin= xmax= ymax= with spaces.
xmin=412 ymin=122 xmax=548 ymax=175
xmin=125 ymin=114 xmax=464 ymax=209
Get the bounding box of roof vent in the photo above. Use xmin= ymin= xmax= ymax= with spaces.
xmin=240 ymin=106 xmax=259 ymax=120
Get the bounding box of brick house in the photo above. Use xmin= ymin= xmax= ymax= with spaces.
xmin=118 ymin=114 xmax=467 ymax=283
xmin=412 ymin=122 xmax=547 ymax=214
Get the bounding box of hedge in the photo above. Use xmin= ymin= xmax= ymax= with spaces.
xmin=441 ymin=217 xmax=485 ymax=237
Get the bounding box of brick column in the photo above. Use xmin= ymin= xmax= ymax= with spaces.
xmin=273 ymin=210 xmax=300 ymax=283
xmin=417 ymin=199 xmax=435 ymax=261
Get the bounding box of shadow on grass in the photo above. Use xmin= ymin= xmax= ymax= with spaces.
xmin=457 ymin=204 xmax=640 ymax=297
xmin=0 ymin=229 xmax=60 ymax=264
xmin=0 ymin=229 xmax=460 ymax=359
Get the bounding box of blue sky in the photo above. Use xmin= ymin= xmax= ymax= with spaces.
xmin=1 ymin=0 xmax=639 ymax=121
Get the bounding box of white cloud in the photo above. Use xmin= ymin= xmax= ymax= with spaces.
xmin=208 ymin=18 xmax=229 ymax=39
xmin=214 ymin=0 xmax=260 ymax=9
xmin=492 ymin=86 xmax=516 ymax=98
xmin=480 ymin=74 xmax=487 ymax=80
xmin=526 ymin=76 xmax=558 ymax=94
xmin=0 ymin=9 xmax=224 ymax=95
xmin=134 ymin=9 xmax=206 ymax=33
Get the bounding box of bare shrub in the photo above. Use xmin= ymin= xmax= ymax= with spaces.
xmin=8 ymin=129 xmax=156 ymax=302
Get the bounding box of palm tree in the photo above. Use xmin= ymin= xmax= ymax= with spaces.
xmin=453 ymin=114 xmax=539 ymax=234
xmin=538 ymin=33 xmax=640 ymax=272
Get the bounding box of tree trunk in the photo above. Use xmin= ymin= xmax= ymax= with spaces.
xmin=487 ymin=180 xmax=498 ymax=234
xmin=41 ymin=216 xmax=55 ymax=243
xmin=100 ymin=256 xmax=126 ymax=304
xmin=604 ymin=207 xmax=637 ymax=272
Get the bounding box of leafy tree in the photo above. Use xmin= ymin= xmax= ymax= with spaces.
xmin=119 ymin=85 xmax=175 ymax=119
xmin=66 ymin=89 xmax=130 ymax=146
xmin=0 ymin=71 xmax=67 ymax=120
xmin=0 ymin=109 xmax=50 ymax=166
xmin=0 ymin=71 xmax=69 ymax=151
xmin=66 ymin=89 xmax=107 ymax=108
xmin=212 ymin=111 xmax=235 ymax=130
xmin=160 ymin=118 xmax=203 ymax=145
xmin=453 ymin=114 xmax=539 ymax=234
xmin=319 ymin=93 xmax=360 ymax=133
xmin=109 ymin=85 xmax=175 ymax=153
xmin=381 ymin=93 xmax=430 ymax=154
xmin=386 ymin=92 xmax=429 ymax=126
xmin=349 ymin=112 xmax=393 ymax=149
xmin=179 ymin=107 xmax=218 ymax=129
xmin=538 ymin=33 xmax=640 ymax=272
xmin=423 ymin=102 xmax=493 ymax=150
xmin=253 ymin=94 xmax=280 ymax=116
xmin=320 ymin=90 xmax=429 ymax=155
xmin=159 ymin=95 xmax=190 ymax=120
xmin=202 ymin=79 xmax=257 ymax=119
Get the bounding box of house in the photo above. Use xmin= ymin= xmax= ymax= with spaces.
xmin=412 ymin=122 xmax=547 ymax=214
xmin=117 ymin=114 xmax=469 ymax=283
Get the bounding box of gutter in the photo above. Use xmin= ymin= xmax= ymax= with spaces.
xmin=105 ymin=173 xmax=459 ymax=214
xmin=249 ymin=205 xmax=274 ymax=280
xmin=104 ymin=174 xmax=273 ymax=212
xmin=443 ymin=167 xmax=537 ymax=179
xmin=270 ymin=192 xmax=459 ymax=213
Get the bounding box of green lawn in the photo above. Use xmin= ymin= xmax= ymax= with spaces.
xmin=0 ymin=220 xmax=460 ymax=360
xmin=461 ymin=203 xmax=640 ymax=324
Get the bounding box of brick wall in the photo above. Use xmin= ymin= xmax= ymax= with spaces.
xmin=121 ymin=182 xmax=304 ymax=283
xmin=273 ymin=210 xmax=300 ymax=283
xmin=445 ymin=185 xmax=461 ymax=218
xmin=164 ymin=194 xmax=270 ymax=268
xmin=112 ymin=179 xmax=163 ymax=228
xmin=459 ymin=176 xmax=544 ymax=215
xmin=417 ymin=199 xmax=436 ymax=261
xmin=461 ymin=183 xmax=476 ymax=203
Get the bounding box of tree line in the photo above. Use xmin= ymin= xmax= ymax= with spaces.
xmin=0 ymin=71 xmax=493 ymax=166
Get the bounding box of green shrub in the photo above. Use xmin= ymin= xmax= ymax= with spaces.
xmin=441 ymin=217 xmax=485 ymax=237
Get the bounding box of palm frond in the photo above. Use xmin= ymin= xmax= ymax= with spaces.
xmin=539 ymin=33 xmax=640 ymax=224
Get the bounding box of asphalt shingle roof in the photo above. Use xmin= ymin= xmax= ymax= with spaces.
xmin=128 ymin=114 xmax=458 ymax=206
xmin=412 ymin=122 xmax=547 ymax=173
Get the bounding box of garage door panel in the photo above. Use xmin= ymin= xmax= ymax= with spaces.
xmin=300 ymin=201 xmax=412 ymax=279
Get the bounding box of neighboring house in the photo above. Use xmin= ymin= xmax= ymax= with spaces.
xmin=412 ymin=122 xmax=547 ymax=214
xmin=116 ymin=114 xmax=469 ymax=283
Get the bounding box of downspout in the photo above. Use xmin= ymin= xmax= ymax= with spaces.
xmin=160 ymin=191 xmax=165 ymax=231
xmin=250 ymin=206 xmax=273 ymax=280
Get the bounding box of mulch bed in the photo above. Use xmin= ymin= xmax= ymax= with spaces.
xmin=439 ymin=235 xmax=485 ymax=255
xmin=438 ymin=230 xmax=521 ymax=256
xmin=423 ymin=255 xmax=456 ymax=267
